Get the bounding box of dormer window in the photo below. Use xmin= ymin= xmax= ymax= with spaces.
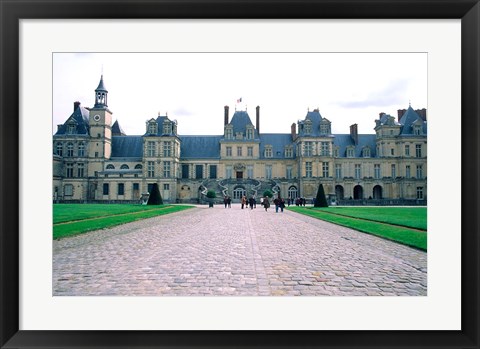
xmin=304 ymin=121 xmax=312 ymax=134
xmin=235 ymin=132 xmax=243 ymax=140
xmin=163 ymin=122 xmax=172 ymax=134
xmin=362 ymin=147 xmax=371 ymax=158
xmin=147 ymin=121 xmax=157 ymax=135
xmin=120 ymin=164 xmax=129 ymax=169
xmin=333 ymin=146 xmax=339 ymax=158
xmin=264 ymin=145 xmax=273 ymax=158
xmin=246 ymin=127 xmax=254 ymax=140
xmin=414 ymin=125 xmax=422 ymax=135
xmin=225 ymin=126 xmax=233 ymax=139
xmin=346 ymin=146 xmax=355 ymax=158
xmin=285 ymin=146 xmax=293 ymax=158
xmin=319 ymin=119 xmax=331 ymax=135
xmin=67 ymin=124 xmax=76 ymax=134
xmin=106 ymin=164 xmax=115 ymax=170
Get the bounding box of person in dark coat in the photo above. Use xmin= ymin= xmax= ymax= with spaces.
xmin=263 ymin=197 xmax=270 ymax=212
xmin=249 ymin=196 xmax=254 ymax=210
xmin=224 ymin=196 xmax=228 ymax=208
xmin=227 ymin=196 xmax=231 ymax=208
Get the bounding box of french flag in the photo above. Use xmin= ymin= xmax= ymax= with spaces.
xmin=236 ymin=97 xmax=242 ymax=103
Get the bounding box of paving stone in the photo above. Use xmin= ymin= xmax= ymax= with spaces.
xmin=53 ymin=204 xmax=427 ymax=296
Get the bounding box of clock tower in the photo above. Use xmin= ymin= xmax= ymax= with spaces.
xmin=88 ymin=75 xmax=112 ymax=159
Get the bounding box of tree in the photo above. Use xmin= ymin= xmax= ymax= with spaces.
xmin=147 ymin=183 xmax=163 ymax=205
xmin=314 ymin=184 xmax=329 ymax=207
xmin=206 ymin=190 xmax=216 ymax=199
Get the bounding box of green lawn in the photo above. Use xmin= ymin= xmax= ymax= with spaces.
xmin=53 ymin=204 xmax=194 ymax=239
xmin=288 ymin=206 xmax=427 ymax=251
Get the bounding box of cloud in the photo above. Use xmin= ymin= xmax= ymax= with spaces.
xmin=336 ymin=79 xmax=410 ymax=108
xmin=173 ymin=107 xmax=194 ymax=117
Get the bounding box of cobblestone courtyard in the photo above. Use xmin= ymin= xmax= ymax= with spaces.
xmin=53 ymin=205 xmax=427 ymax=296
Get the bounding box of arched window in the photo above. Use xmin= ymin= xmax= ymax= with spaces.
xmin=120 ymin=164 xmax=129 ymax=169
xmin=56 ymin=143 xmax=63 ymax=156
xmin=66 ymin=143 xmax=74 ymax=157
xmin=353 ymin=185 xmax=363 ymax=200
xmin=135 ymin=164 xmax=143 ymax=169
xmin=288 ymin=186 xmax=298 ymax=199
xmin=373 ymin=185 xmax=382 ymax=199
xmin=335 ymin=185 xmax=344 ymax=200
xmin=106 ymin=164 xmax=115 ymax=170
xmin=78 ymin=142 xmax=85 ymax=157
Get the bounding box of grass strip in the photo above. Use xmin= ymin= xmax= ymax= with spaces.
xmin=53 ymin=205 xmax=194 ymax=239
xmin=288 ymin=207 xmax=427 ymax=251
xmin=53 ymin=204 xmax=175 ymax=224
xmin=313 ymin=207 xmax=427 ymax=231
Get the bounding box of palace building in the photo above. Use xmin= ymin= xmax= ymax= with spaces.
xmin=53 ymin=76 xmax=427 ymax=205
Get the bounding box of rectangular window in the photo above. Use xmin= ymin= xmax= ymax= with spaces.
xmin=265 ymin=165 xmax=272 ymax=179
xmin=64 ymin=184 xmax=73 ymax=196
xmin=374 ymin=164 xmax=381 ymax=179
xmin=237 ymin=146 xmax=242 ymax=156
xmin=95 ymin=152 xmax=99 ymax=158
xmin=335 ymin=164 xmax=342 ymax=178
xmin=133 ymin=183 xmax=140 ymax=191
xmin=347 ymin=148 xmax=354 ymax=157
xmin=416 ymin=144 xmax=422 ymax=157
xmin=103 ymin=183 xmax=109 ymax=195
xmin=147 ymin=141 xmax=156 ymax=157
xmin=305 ymin=162 xmax=312 ymax=178
xmin=406 ymin=165 xmax=411 ymax=178
xmin=195 ymin=164 xmax=203 ymax=179
xmin=226 ymin=166 xmax=232 ymax=179
xmin=66 ymin=163 xmax=74 ymax=178
xmin=390 ymin=148 xmax=395 ymax=156
xmin=77 ymin=163 xmax=84 ymax=177
xmin=247 ymin=165 xmax=254 ymax=178
xmin=209 ymin=165 xmax=217 ymax=179
xmin=304 ymin=142 xmax=313 ymax=156
xmin=405 ymin=144 xmax=410 ymax=156
xmin=163 ymin=161 xmax=171 ymax=178
xmin=320 ymin=142 xmax=329 ymax=156
xmin=391 ymin=164 xmax=396 ymax=178
xmin=247 ymin=146 xmax=253 ymax=157
xmin=147 ymin=183 xmax=154 ymax=193
xmin=181 ymin=164 xmax=189 ymax=179
xmin=118 ymin=183 xmax=125 ymax=195
xmin=163 ymin=141 xmax=171 ymax=157
xmin=78 ymin=144 xmax=85 ymax=157
xmin=286 ymin=165 xmax=293 ymax=179
xmin=416 ymin=187 xmax=424 ymax=199
xmin=163 ymin=184 xmax=170 ymax=191
xmin=355 ymin=164 xmax=361 ymax=179
xmin=322 ymin=162 xmax=329 ymax=177
xmin=247 ymin=128 xmax=253 ymax=139
xmin=416 ymin=165 xmax=423 ymax=179
xmin=147 ymin=161 xmax=155 ymax=177
xmin=226 ymin=146 xmax=232 ymax=157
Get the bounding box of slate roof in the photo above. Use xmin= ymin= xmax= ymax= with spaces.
xmin=259 ymin=134 xmax=296 ymax=159
xmin=95 ymin=75 xmax=108 ymax=92
xmin=228 ymin=111 xmax=259 ymax=138
xmin=144 ymin=115 xmax=178 ymax=136
xmin=112 ymin=120 xmax=126 ymax=136
xmin=180 ymin=135 xmax=222 ymax=159
xmin=111 ymin=136 xmax=143 ymax=158
xmin=399 ymin=107 xmax=428 ymax=135
xmin=333 ymin=134 xmax=377 ymax=158
xmin=54 ymin=105 xmax=90 ymax=136
xmin=297 ymin=109 xmax=331 ymax=137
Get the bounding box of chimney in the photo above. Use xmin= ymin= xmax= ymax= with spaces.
xmin=74 ymin=101 xmax=81 ymax=111
xmin=379 ymin=112 xmax=386 ymax=118
xmin=256 ymin=106 xmax=260 ymax=133
xmin=350 ymin=124 xmax=358 ymax=145
xmin=291 ymin=123 xmax=297 ymax=141
xmin=224 ymin=105 xmax=229 ymax=125
xmin=416 ymin=108 xmax=427 ymax=122
xmin=397 ymin=109 xmax=407 ymax=122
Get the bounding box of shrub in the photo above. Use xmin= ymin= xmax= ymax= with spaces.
xmin=263 ymin=189 xmax=273 ymax=198
xmin=147 ymin=183 xmax=163 ymax=205
xmin=314 ymin=184 xmax=329 ymax=207
xmin=206 ymin=190 xmax=216 ymax=199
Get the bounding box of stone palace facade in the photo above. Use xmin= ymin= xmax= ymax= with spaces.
xmin=53 ymin=76 xmax=427 ymax=205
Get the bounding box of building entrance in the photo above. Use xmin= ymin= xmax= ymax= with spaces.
xmin=236 ymin=171 xmax=243 ymax=179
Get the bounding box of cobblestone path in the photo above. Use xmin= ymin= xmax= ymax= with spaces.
xmin=53 ymin=205 xmax=427 ymax=296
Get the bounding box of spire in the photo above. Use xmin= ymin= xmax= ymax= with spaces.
xmin=94 ymin=75 xmax=108 ymax=108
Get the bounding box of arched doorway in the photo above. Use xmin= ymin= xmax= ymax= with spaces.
xmin=288 ymin=185 xmax=298 ymax=199
xmin=233 ymin=186 xmax=246 ymax=200
xmin=335 ymin=185 xmax=344 ymax=200
xmin=373 ymin=185 xmax=382 ymax=199
xmin=353 ymin=185 xmax=363 ymax=200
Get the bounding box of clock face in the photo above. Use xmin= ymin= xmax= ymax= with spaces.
xmin=93 ymin=114 xmax=101 ymax=122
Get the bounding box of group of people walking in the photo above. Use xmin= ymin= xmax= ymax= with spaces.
xmin=223 ymin=195 xmax=287 ymax=213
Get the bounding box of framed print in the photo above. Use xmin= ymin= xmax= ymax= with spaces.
xmin=1 ymin=0 xmax=479 ymax=348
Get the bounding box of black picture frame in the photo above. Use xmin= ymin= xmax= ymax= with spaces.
xmin=1 ymin=1 xmax=479 ymax=348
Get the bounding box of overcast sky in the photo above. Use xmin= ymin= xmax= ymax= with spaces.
xmin=53 ymin=52 xmax=427 ymax=136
